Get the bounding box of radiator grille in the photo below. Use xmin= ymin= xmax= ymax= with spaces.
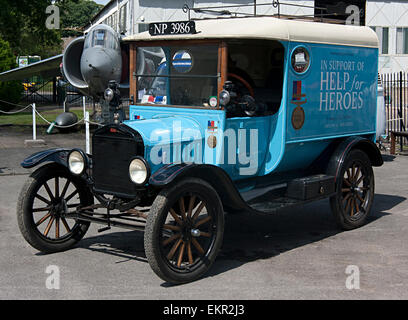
xmin=92 ymin=125 xmax=144 ymax=197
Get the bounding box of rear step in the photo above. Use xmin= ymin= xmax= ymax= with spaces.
xmin=246 ymin=174 xmax=335 ymax=214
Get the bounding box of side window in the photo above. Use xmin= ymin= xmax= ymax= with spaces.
xmin=396 ymin=27 xmax=408 ymax=54
xmin=371 ymin=26 xmax=389 ymax=55
xmin=227 ymin=40 xmax=285 ymax=117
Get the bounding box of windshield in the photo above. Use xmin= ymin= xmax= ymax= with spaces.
xmin=136 ymin=45 xmax=219 ymax=108
xmin=84 ymin=28 xmax=119 ymax=50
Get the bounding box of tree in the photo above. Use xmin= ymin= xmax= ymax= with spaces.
xmin=0 ymin=0 xmax=102 ymax=58
xmin=0 ymin=39 xmax=23 ymax=112
xmin=0 ymin=0 xmax=62 ymax=59
xmin=0 ymin=0 xmax=102 ymax=109
xmin=59 ymin=0 xmax=103 ymax=37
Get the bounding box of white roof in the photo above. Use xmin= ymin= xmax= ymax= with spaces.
xmin=124 ymin=17 xmax=379 ymax=48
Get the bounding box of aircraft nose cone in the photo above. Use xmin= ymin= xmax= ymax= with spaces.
xmin=81 ymin=49 xmax=105 ymax=79
xmin=80 ymin=47 xmax=122 ymax=95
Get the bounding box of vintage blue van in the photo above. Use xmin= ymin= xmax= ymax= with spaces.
xmin=17 ymin=14 xmax=383 ymax=284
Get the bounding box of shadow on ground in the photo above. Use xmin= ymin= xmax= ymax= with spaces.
xmin=59 ymin=193 xmax=403 ymax=285
xmin=382 ymin=154 xmax=396 ymax=162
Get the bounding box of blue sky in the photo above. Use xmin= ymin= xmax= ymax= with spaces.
xmin=94 ymin=0 xmax=110 ymax=5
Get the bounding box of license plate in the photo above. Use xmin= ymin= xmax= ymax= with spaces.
xmin=149 ymin=21 xmax=196 ymax=36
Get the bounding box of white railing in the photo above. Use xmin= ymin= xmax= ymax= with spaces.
xmin=0 ymin=98 xmax=101 ymax=153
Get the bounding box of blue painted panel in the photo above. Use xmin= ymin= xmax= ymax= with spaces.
xmin=273 ymin=140 xmax=330 ymax=173
xmin=285 ymin=42 xmax=378 ymax=142
xmin=125 ymin=105 xmax=225 ymax=175
xmin=222 ymin=115 xmax=272 ymax=180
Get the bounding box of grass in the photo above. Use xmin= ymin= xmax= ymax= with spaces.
xmin=0 ymin=107 xmax=88 ymax=126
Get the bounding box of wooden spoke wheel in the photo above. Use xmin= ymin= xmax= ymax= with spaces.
xmin=17 ymin=163 xmax=93 ymax=253
xmin=144 ymin=178 xmax=224 ymax=284
xmin=330 ymin=149 xmax=374 ymax=230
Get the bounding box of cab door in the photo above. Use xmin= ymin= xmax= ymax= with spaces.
xmin=222 ymin=116 xmax=271 ymax=180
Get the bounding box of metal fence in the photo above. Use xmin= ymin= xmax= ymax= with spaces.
xmin=381 ymin=71 xmax=408 ymax=147
xmin=21 ymin=77 xmax=55 ymax=105
xmin=21 ymin=76 xmax=93 ymax=108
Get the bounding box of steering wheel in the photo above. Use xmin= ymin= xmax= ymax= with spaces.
xmin=228 ymin=73 xmax=255 ymax=98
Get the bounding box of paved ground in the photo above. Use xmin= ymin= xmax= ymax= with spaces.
xmin=1 ymin=127 xmax=408 ymax=299
xmin=0 ymin=126 xmax=86 ymax=176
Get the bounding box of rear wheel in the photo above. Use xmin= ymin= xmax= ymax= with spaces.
xmin=17 ymin=163 xmax=93 ymax=253
xmin=330 ymin=149 xmax=374 ymax=230
xmin=144 ymin=178 xmax=224 ymax=284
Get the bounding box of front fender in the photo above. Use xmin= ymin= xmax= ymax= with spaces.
xmin=149 ymin=163 xmax=247 ymax=212
xmin=21 ymin=148 xmax=70 ymax=169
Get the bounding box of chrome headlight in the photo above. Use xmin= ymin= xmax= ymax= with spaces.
xmin=129 ymin=157 xmax=149 ymax=185
xmin=68 ymin=150 xmax=85 ymax=175
xmin=219 ymin=90 xmax=230 ymax=106
xmin=104 ymin=88 xmax=114 ymax=102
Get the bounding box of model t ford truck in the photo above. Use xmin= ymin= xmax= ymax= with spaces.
xmin=17 ymin=9 xmax=383 ymax=283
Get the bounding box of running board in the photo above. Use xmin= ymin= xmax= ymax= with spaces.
xmin=246 ymin=174 xmax=336 ymax=214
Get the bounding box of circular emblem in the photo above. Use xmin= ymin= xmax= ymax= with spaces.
xmin=172 ymin=50 xmax=193 ymax=73
xmin=292 ymin=107 xmax=305 ymax=130
xmin=291 ymin=47 xmax=310 ymax=74
xmin=209 ymin=97 xmax=218 ymax=108
xmin=207 ymin=135 xmax=217 ymax=148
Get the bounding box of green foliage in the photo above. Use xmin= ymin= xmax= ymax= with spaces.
xmin=0 ymin=39 xmax=23 ymax=112
xmin=60 ymin=0 xmax=103 ymax=37
xmin=0 ymin=0 xmax=102 ymax=110
xmin=0 ymin=40 xmax=16 ymax=72
xmin=0 ymin=0 xmax=62 ymax=59
xmin=0 ymin=0 xmax=102 ymax=58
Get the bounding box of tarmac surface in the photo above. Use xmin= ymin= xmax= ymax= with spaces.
xmin=1 ymin=126 xmax=408 ymax=299
xmin=0 ymin=126 xmax=86 ymax=176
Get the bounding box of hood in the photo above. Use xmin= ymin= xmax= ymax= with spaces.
xmin=124 ymin=115 xmax=204 ymax=147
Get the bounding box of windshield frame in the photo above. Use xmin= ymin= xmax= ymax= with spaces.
xmin=129 ymin=40 xmax=227 ymax=110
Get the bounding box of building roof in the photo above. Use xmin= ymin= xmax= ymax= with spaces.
xmin=123 ymin=16 xmax=379 ymax=48
xmin=84 ymin=0 xmax=117 ymax=30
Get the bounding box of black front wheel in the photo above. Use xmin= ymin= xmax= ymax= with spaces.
xmin=17 ymin=163 xmax=93 ymax=253
xmin=144 ymin=178 xmax=224 ymax=284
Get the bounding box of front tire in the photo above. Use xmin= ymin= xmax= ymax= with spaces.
xmin=17 ymin=163 xmax=93 ymax=253
xmin=330 ymin=149 xmax=375 ymax=230
xmin=144 ymin=178 xmax=224 ymax=284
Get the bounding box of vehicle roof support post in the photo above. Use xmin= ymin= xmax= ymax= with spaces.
xmin=218 ymin=41 xmax=228 ymax=107
xmin=129 ymin=43 xmax=137 ymax=104
xmin=164 ymin=47 xmax=172 ymax=105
